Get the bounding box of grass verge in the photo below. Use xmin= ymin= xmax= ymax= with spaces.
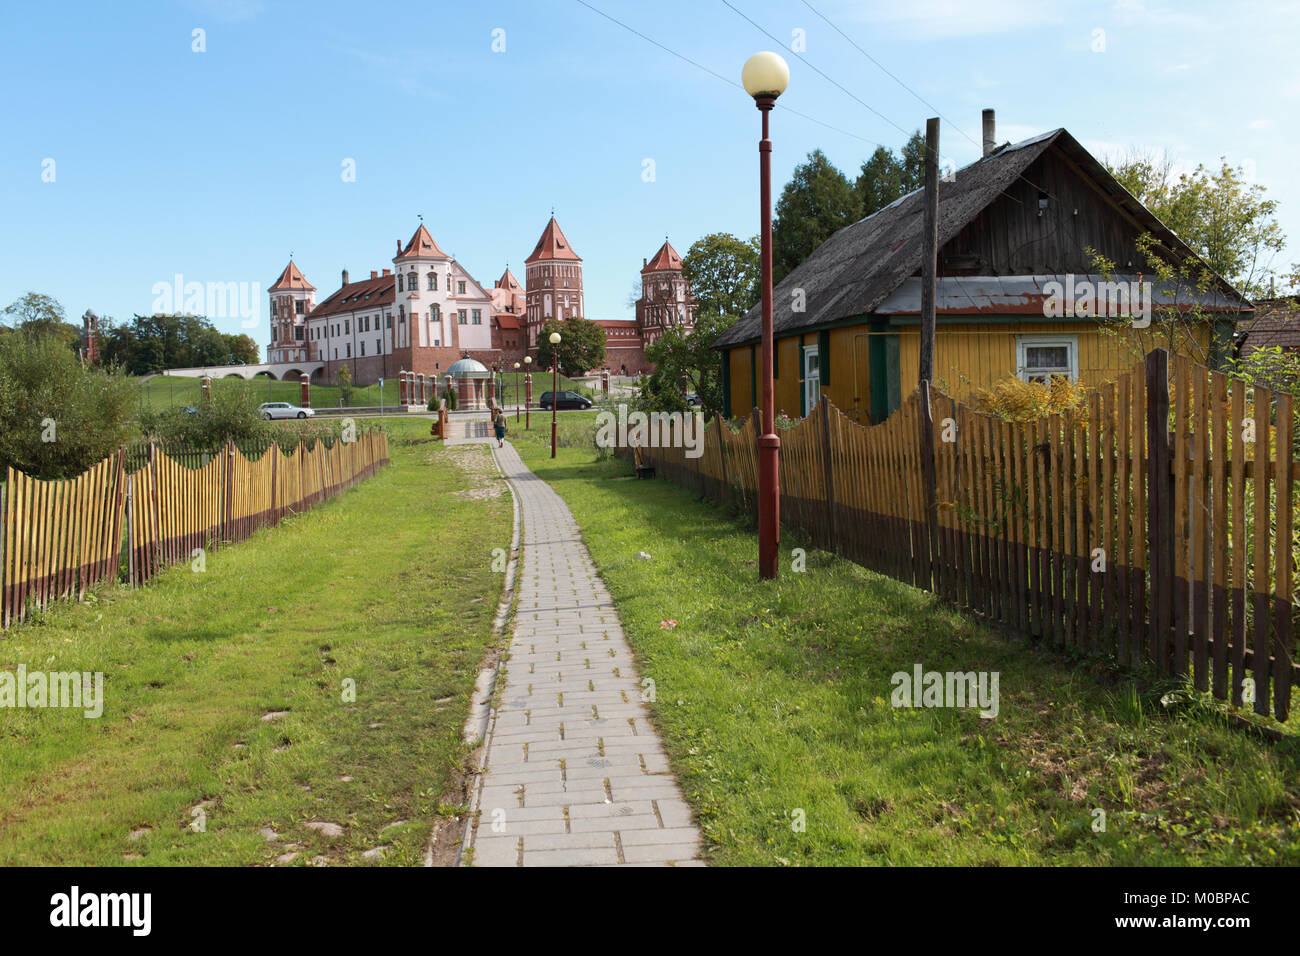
xmin=0 ymin=418 xmax=511 ymax=865
xmin=508 ymin=415 xmax=1300 ymax=865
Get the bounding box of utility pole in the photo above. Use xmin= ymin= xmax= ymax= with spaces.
xmin=919 ymin=116 xmax=940 ymax=385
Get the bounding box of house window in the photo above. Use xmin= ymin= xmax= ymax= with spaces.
xmin=428 ymin=273 xmax=436 ymax=290
xmin=1016 ymin=334 xmax=1079 ymax=383
xmin=458 ymin=310 xmax=467 ymax=324
xmin=458 ymin=281 xmax=466 ymax=294
xmin=472 ymin=309 xmax=481 ymax=325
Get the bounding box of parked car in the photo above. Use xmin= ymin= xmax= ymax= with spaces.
xmin=538 ymin=390 xmax=593 ymax=411
xmin=258 ymin=402 xmax=314 ymax=420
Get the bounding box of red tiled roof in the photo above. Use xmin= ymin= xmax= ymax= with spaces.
xmin=494 ymin=314 xmax=520 ymax=329
xmin=641 ymin=239 xmax=683 ymax=274
xmin=396 ymin=224 xmax=449 ymax=259
xmin=309 ymin=274 xmax=394 ymax=318
xmin=524 ymin=217 xmax=581 ymax=263
xmin=269 ymin=260 xmax=315 ymax=292
xmin=496 ymin=267 xmax=522 ymax=291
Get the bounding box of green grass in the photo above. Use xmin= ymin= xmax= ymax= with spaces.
xmin=135 ymin=371 xmax=599 ymax=413
xmin=507 ymin=416 xmax=1300 ymax=865
xmin=0 ymin=417 xmax=511 ymax=865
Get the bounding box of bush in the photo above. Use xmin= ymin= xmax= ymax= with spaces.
xmin=444 ymin=387 xmax=458 ymax=411
xmin=0 ymin=331 xmax=135 ymax=478
xmin=138 ymin=379 xmax=270 ymax=448
xmin=970 ymin=375 xmax=1090 ymax=422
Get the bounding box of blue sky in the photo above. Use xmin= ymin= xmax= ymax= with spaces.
xmin=2 ymin=0 xmax=1297 ymax=353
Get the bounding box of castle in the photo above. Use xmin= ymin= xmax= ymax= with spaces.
xmin=267 ymin=217 xmax=697 ymax=385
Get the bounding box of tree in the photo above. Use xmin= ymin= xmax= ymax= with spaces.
xmin=335 ymin=363 xmax=354 ymax=404
xmin=0 ymin=330 xmax=134 ymax=479
xmin=855 ymin=130 xmax=925 ymax=219
xmin=1107 ymin=152 xmax=1286 ymax=297
xmin=223 ymin=333 xmax=259 ymax=365
xmin=640 ymin=311 xmax=737 ymax=417
xmin=535 ymin=317 xmax=606 ymax=377
xmin=772 ymin=150 xmax=859 ymax=283
xmin=681 ymin=233 xmax=760 ymax=318
xmin=2 ymin=292 xmax=81 ymax=352
xmin=98 ymin=312 xmax=256 ymax=374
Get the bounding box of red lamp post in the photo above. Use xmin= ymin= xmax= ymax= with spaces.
xmin=524 ymin=355 xmax=533 ymax=430
xmin=743 ymin=51 xmax=790 ymax=581
xmin=548 ymin=331 xmax=561 ymax=458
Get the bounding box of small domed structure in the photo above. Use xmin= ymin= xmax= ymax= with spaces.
xmin=447 ymin=357 xmax=493 ymax=410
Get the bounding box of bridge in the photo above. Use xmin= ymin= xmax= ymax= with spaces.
xmin=158 ymin=361 xmax=326 ymax=381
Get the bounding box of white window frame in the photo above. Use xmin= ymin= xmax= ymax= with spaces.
xmin=803 ymin=345 xmax=820 ymax=415
xmin=1015 ymin=334 xmax=1079 ymax=383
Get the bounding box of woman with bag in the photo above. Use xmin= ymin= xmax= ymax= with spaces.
xmin=492 ymin=405 xmax=507 ymax=448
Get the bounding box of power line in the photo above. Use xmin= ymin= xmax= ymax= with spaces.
xmin=798 ymin=0 xmax=983 ymax=152
xmin=572 ymin=0 xmax=880 ymax=146
xmin=720 ymin=0 xmax=913 ymax=142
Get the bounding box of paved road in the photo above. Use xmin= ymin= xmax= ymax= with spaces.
xmin=462 ymin=439 xmax=703 ymax=866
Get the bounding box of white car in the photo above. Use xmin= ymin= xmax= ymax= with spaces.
xmin=259 ymin=402 xmax=314 ymax=420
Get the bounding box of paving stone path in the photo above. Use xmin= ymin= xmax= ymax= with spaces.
xmin=463 ymin=439 xmax=703 ymax=866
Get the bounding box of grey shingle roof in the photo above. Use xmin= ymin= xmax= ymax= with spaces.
xmin=713 ymin=128 xmax=1246 ymax=350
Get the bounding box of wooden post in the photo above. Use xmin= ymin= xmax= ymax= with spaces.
xmin=918 ymin=117 xmax=940 ymax=386
xmin=919 ymin=380 xmax=939 ymax=592
xmin=1145 ymin=349 xmax=1172 ymax=672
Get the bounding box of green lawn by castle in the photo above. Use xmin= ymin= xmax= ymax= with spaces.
xmin=0 ymin=418 xmax=510 ymax=865
xmin=135 ymin=371 xmax=597 ymax=413
xmin=509 ymin=416 xmax=1300 ymax=866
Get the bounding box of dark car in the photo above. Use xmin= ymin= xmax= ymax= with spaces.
xmin=539 ymin=390 xmax=593 ymax=411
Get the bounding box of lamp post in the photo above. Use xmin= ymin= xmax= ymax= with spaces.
xmin=513 ymin=362 xmax=521 ymax=422
xmin=524 ymin=355 xmax=532 ymax=430
xmin=549 ymin=331 xmax=561 ymax=458
xmin=743 ymin=50 xmax=789 ymax=581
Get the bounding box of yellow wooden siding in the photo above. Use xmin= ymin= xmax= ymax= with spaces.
xmin=895 ymin=322 xmax=1211 ymax=399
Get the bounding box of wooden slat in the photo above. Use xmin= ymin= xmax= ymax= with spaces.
xmin=1273 ymin=392 xmax=1292 ymax=721
xmin=1251 ymin=385 xmax=1271 ymax=716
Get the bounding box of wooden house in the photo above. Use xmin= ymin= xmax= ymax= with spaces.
xmin=713 ymin=122 xmax=1252 ymax=423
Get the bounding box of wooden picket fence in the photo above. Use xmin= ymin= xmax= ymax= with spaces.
xmin=639 ymin=349 xmax=1298 ymax=722
xmin=1 ymin=429 xmax=389 ymax=627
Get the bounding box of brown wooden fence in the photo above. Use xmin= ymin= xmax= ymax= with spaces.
xmin=2 ymin=429 xmax=389 ymax=628
xmin=638 ymin=349 xmax=1298 ymax=722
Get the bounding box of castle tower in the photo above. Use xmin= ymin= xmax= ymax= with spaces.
xmin=268 ymin=260 xmax=316 ymax=364
xmin=635 ymin=238 xmax=696 ymax=347
xmin=524 ymin=216 xmax=583 ymax=350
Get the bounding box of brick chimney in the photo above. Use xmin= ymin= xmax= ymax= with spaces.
xmin=982 ymin=109 xmax=996 ymax=158
xmin=382 ymin=268 xmax=391 ymax=277
xmin=342 ymin=268 xmax=349 ymax=286
xmin=370 ymin=270 xmax=378 ymax=279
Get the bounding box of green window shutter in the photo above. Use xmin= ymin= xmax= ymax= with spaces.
xmin=818 ymin=330 xmax=830 ymax=387
xmin=798 ymin=342 xmax=806 ymax=418
xmin=721 ymin=353 xmax=732 ymax=419
xmin=749 ymin=345 xmax=757 ymax=410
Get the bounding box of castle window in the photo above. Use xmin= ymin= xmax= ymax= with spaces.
xmin=397 ymin=275 xmax=404 ymax=292
xmin=428 ymin=273 xmax=436 ymax=290
xmin=408 ymin=272 xmax=417 ymax=290
xmin=386 ymin=313 xmax=392 ymax=328
xmin=472 ymin=309 xmax=481 ymax=325
xmin=295 ymin=300 xmax=305 ymax=314
xmin=346 ymin=344 xmax=351 ymax=357
xmin=376 ymin=338 xmax=381 ymax=354
xmin=458 ymin=281 xmax=466 ymax=295
xmin=344 ymin=319 xmax=350 ymax=334
xmin=398 ymin=306 xmax=405 ymax=322
xmin=361 ymin=341 xmax=365 ymax=356
xmin=458 ymin=310 xmax=467 ymax=324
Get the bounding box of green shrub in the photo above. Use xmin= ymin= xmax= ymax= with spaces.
xmin=0 ymin=331 xmax=135 ymax=478
xmin=444 ymin=387 xmax=458 ymax=411
xmin=139 ymin=379 xmax=269 ymax=448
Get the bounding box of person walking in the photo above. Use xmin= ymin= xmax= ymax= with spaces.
xmin=492 ymin=405 xmax=507 ymax=448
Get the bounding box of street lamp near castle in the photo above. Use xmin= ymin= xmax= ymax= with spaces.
xmin=549 ymin=331 xmax=561 ymax=459
xmin=742 ymin=50 xmax=789 ymax=581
